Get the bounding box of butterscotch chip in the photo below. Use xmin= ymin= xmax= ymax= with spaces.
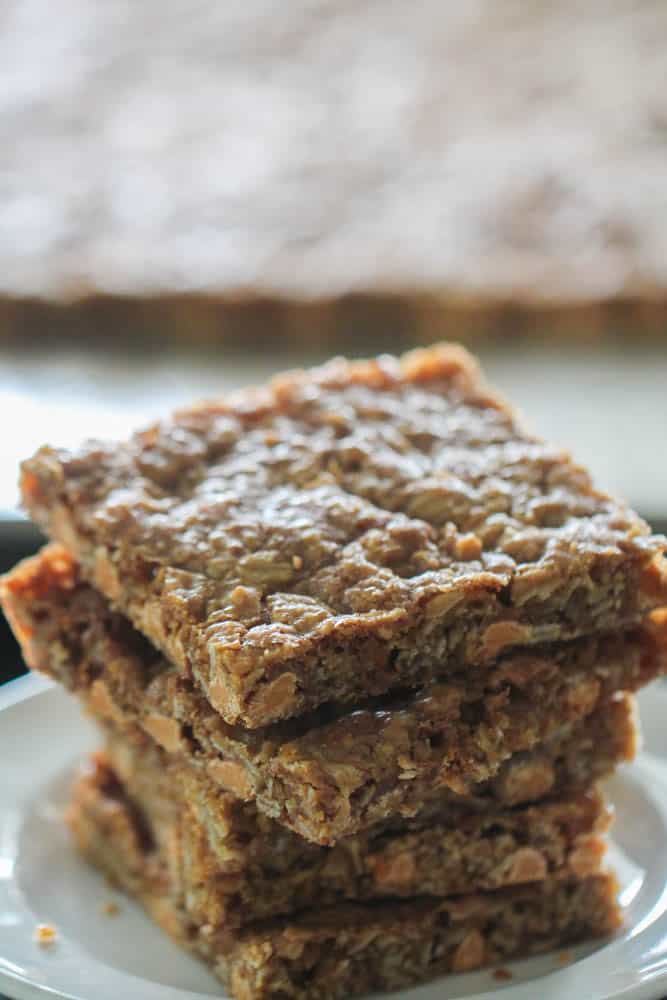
xmin=565 ymin=677 xmax=600 ymax=717
xmin=495 ymin=757 xmax=556 ymax=806
xmin=207 ymin=676 xmax=237 ymax=718
xmin=568 ymin=839 xmax=608 ymax=878
xmin=49 ymin=506 xmax=81 ymax=558
xmin=21 ymin=469 xmax=40 ymax=500
xmin=451 ymin=929 xmax=486 ymax=972
xmin=93 ymin=547 xmax=121 ymax=600
xmin=422 ymin=590 xmax=466 ymax=620
xmin=89 ymin=679 xmax=124 ymax=724
xmin=500 ymin=847 xmax=548 ymax=885
xmin=651 ymin=607 xmax=667 ymax=629
xmin=18 ymin=346 xmax=667 ymax=728
xmin=481 ymin=621 xmax=533 ymax=660
xmin=229 ymin=586 xmax=262 ymax=620
xmin=454 ymin=533 xmax=483 ymax=561
xmin=370 ymin=853 xmax=417 ymax=890
xmin=246 ymin=673 xmax=298 ymax=726
xmin=143 ymin=715 xmax=183 ymax=753
xmin=641 ymin=556 xmax=667 ymax=601
xmin=208 ymin=760 xmax=254 ymax=801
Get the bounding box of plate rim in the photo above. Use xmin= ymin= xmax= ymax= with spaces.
xmin=2 ymin=677 xmax=667 ymax=1000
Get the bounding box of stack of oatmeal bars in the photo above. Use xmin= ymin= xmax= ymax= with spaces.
xmin=3 ymin=345 xmax=667 ymax=999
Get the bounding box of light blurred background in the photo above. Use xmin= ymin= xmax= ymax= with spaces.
xmin=1 ymin=0 xmax=666 ymax=683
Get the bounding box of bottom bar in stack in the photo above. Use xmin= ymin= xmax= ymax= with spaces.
xmin=66 ymin=717 xmax=625 ymax=1000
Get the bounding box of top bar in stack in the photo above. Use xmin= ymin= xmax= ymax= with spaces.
xmin=20 ymin=344 xmax=667 ymax=728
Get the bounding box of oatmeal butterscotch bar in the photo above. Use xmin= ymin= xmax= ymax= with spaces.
xmin=20 ymin=346 xmax=667 ymax=727
xmin=3 ymin=545 xmax=659 ymax=843
xmin=68 ymin=761 xmax=621 ymax=1000
xmin=207 ymin=876 xmax=620 ymax=1000
xmin=98 ymin=732 xmax=610 ymax=927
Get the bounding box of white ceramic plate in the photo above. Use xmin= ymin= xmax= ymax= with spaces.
xmin=2 ymin=677 xmax=667 ymax=1000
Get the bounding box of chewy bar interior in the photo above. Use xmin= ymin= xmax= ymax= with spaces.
xmin=83 ymin=698 xmax=651 ymax=842
xmin=67 ymin=759 xmax=622 ymax=1000
xmin=99 ymin=731 xmax=611 ymax=927
xmin=20 ymin=345 xmax=667 ymax=728
xmin=2 ymin=545 xmax=661 ymax=844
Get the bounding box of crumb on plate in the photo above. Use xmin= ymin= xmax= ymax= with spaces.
xmin=34 ymin=923 xmax=57 ymax=946
xmin=493 ymin=967 xmax=513 ymax=981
